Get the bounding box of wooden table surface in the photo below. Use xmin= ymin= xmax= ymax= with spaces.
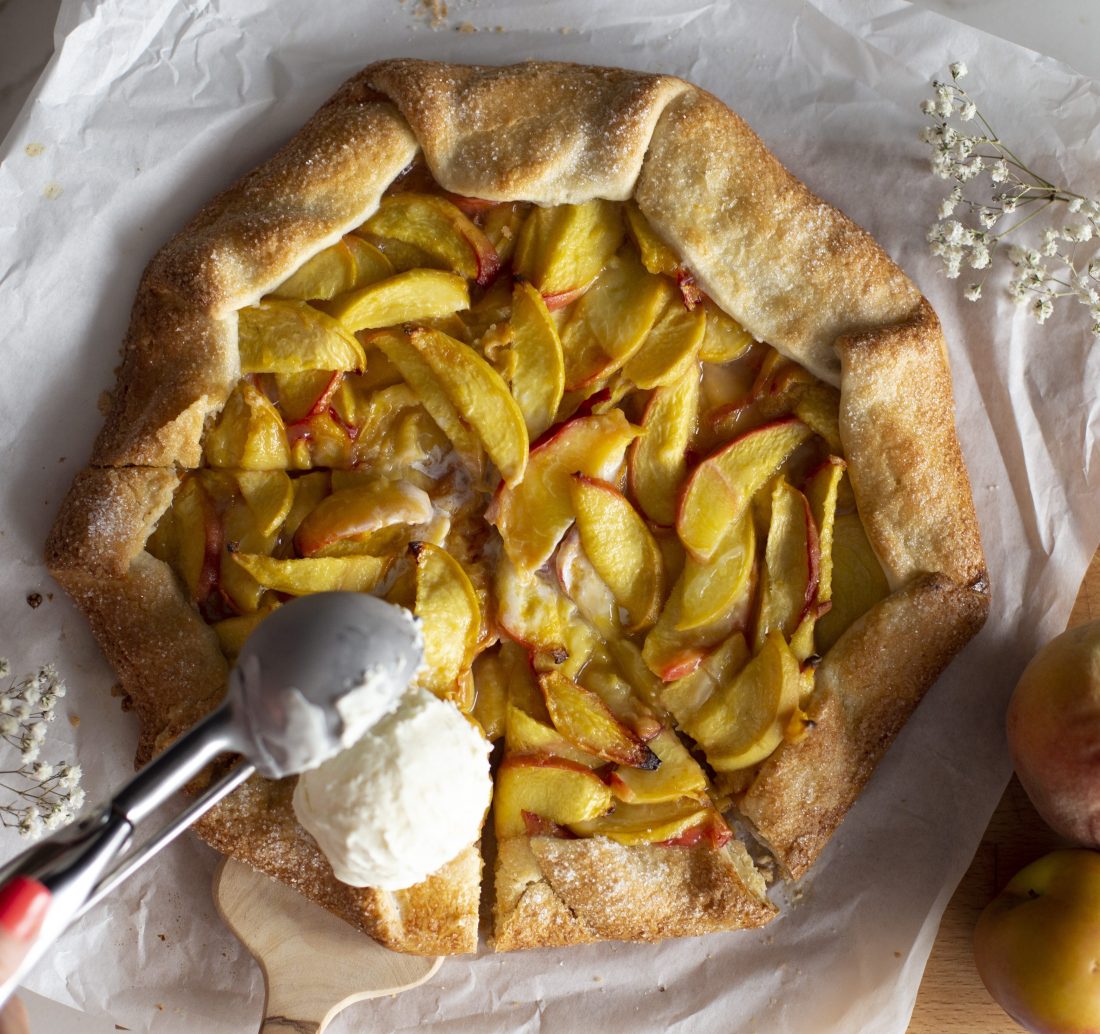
xmin=908 ymin=554 xmax=1100 ymax=1032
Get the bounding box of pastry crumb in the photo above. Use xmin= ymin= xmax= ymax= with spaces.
xmin=25 ymin=593 xmax=42 ymax=609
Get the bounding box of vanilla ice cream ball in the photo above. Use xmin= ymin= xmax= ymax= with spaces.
xmin=292 ymin=684 xmax=491 ymax=890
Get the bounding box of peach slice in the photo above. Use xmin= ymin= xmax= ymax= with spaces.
xmin=325 ymin=269 xmax=470 ymax=332
xmin=212 ymin=604 xmax=278 ymax=658
xmin=699 ymin=301 xmax=754 ymax=364
xmin=494 ymin=754 xmax=614 ymax=840
xmin=219 ymin=497 xmax=280 ymax=613
xmin=293 ymin=481 xmax=433 ymax=557
xmin=505 ymin=703 xmax=602 ymax=768
xmin=558 ymin=251 xmax=670 ymax=390
xmin=487 ymin=408 xmax=640 ymax=572
xmin=238 ymin=300 xmax=366 ymax=374
xmin=623 ymin=200 xmax=680 ymax=277
xmin=676 ymin=510 xmax=756 ymax=632
xmin=481 ymin=201 xmax=529 ymax=265
xmin=270 ymin=235 xmax=393 ymax=301
xmin=569 ymin=474 xmax=664 ymax=632
xmin=513 ymin=199 xmax=625 ymax=300
xmin=538 ymin=670 xmax=658 ymax=770
xmin=494 ymin=556 xmax=599 ymax=677
xmin=203 ymin=381 xmax=291 ymax=471
xmin=608 ymin=728 xmax=708 ymax=804
xmin=398 ymin=328 xmax=529 ymax=486
xmin=369 ymin=330 xmax=486 ymax=478
xmin=814 ymin=511 xmax=890 ymax=655
xmin=235 ymin=470 xmax=294 ymax=538
xmin=676 ymin=416 xmax=811 ymax=562
xmin=680 ymin=630 xmax=800 ymax=772
xmin=805 ymin=457 xmax=846 ymax=604
xmin=628 ymin=366 xmax=699 ymax=527
xmin=659 ymin=632 xmax=750 ymax=727
xmin=754 ymin=479 xmax=819 ymax=651
xmin=230 ymin=553 xmax=391 ymax=595
xmin=793 ymin=382 xmax=844 ymax=454
xmin=509 ymin=279 xmax=565 ymax=440
xmin=570 ymin=798 xmax=715 ymax=846
xmin=364 ymin=193 xmax=501 ymax=286
xmin=272 ymin=370 xmax=343 ymax=422
xmin=471 ymin=650 xmax=508 ymax=741
xmin=171 ymin=475 xmax=221 ymax=604
xmin=621 ymin=294 xmax=706 ymax=390
xmin=413 ymin=541 xmax=481 ymax=700
xmin=277 ymin=471 xmax=330 ymax=549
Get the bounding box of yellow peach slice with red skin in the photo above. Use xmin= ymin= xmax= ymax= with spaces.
xmin=558 ymin=251 xmax=671 ymax=391
xmin=699 ymin=301 xmax=754 ymax=364
xmin=471 ymin=650 xmax=509 ymax=741
xmin=628 ymin=366 xmax=700 ymax=528
xmin=676 ymin=416 xmax=812 ymax=562
xmin=754 ymin=479 xmax=820 ymax=651
xmin=538 ymin=670 xmax=659 ymax=770
xmin=607 ymin=728 xmax=708 ymax=804
xmin=293 ymin=481 xmax=433 ymax=557
xmin=622 ymin=294 xmax=706 ymax=391
xmin=804 ymin=456 xmax=846 ymax=605
xmin=487 ymin=408 xmax=641 ymax=573
xmin=569 ymin=798 xmax=717 ymax=846
xmin=273 ymin=370 xmax=343 ymax=422
xmin=569 ymin=474 xmax=664 ymax=633
xmin=494 ymin=753 xmax=614 ymax=840
xmin=413 ymin=541 xmax=481 ymax=701
xmin=204 ymin=381 xmax=291 ymax=471
xmin=229 ymin=553 xmax=391 ymax=596
xmin=642 ymin=557 xmax=756 ymax=683
xmin=325 ymin=269 xmax=470 ymax=333
xmin=238 ymin=300 xmax=366 ymax=374
xmin=269 ymin=235 xmax=393 ymax=301
xmin=364 ymin=193 xmax=501 ymax=286
xmin=659 ymin=632 xmax=750 ymax=728
xmin=513 ymin=199 xmax=625 ymax=301
xmin=680 ymin=630 xmax=801 ymax=772
xmin=814 ymin=510 xmax=891 ymax=655
xmin=480 ymin=201 xmax=529 ymax=265
xmin=398 ymin=327 xmax=529 ymax=487
xmin=171 ymin=475 xmax=221 ymax=604
xmin=219 ymin=498 xmax=279 ymax=614
xmin=236 ymin=470 xmax=294 ymax=538
xmin=675 ymin=511 xmax=756 ymax=633
xmin=509 ymin=279 xmax=565 ymax=440
xmin=369 ymin=330 xmax=486 ymax=479
xmin=505 ymin=703 xmax=603 ymax=768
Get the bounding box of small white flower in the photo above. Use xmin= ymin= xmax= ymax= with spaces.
xmin=959 ymin=101 xmax=977 ymax=121
xmin=979 ymin=207 xmax=998 ymax=229
xmin=950 ymin=61 xmax=968 ymax=80
xmin=20 ymin=686 xmax=40 ymax=708
xmin=0 ymin=716 xmax=17 ymax=737
xmin=43 ymin=804 xmax=69 ymax=831
xmin=964 ymin=283 xmax=982 ymax=301
xmin=1002 ymin=196 xmax=1018 ymax=213
xmin=30 ymin=761 xmax=53 ymax=781
xmin=1032 ymin=297 xmax=1054 ymax=324
xmin=66 ymin=787 xmax=85 ymax=812
xmin=27 ymin=723 xmax=47 ymax=745
xmin=1008 ymin=278 xmax=1029 ymax=302
xmin=1041 ymin=229 xmax=1060 ymax=257
xmin=14 ymin=702 xmax=31 ymax=720
xmin=17 ymin=809 xmax=43 ymax=841
xmin=969 ymin=244 xmax=991 ymax=269
xmin=936 ymin=96 xmax=953 ymax=119
xmin=990 ymin=160 xmax=1009 ymax=184
xmin=1088 ymin=260 xmax=1100 ymax=279
xmin=1065 ymin=224 xmax=1093 ymax=243
xmin=920 ymin=99 xmax=937 ymax=116
xmin=58 ymin=764 xmax=82 ymax=790
xmin=1067 ymin=198 xmax=1084 ymax=213
xmin=20 ymin=745 xmax=39 ymax=764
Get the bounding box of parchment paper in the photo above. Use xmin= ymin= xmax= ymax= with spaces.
xmin=1 ymin=1 xmax=1098 ymax=1031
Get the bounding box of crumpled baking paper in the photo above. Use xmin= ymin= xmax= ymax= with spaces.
xmin=1 ymin=0 xmax=1098 ymax=1031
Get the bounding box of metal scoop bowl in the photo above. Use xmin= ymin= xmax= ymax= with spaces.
xmin=0 ymin=592 xmax=423 ymax=1003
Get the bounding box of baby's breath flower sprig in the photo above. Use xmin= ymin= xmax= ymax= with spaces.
xmin=921 ymin=62 xmax=1100 ymax=334
xmin=0 ymin=659 xmax=83 ymax=840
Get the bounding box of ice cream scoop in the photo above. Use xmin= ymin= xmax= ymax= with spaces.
xmin=0 ymin=592 xmax=423 ymax=1005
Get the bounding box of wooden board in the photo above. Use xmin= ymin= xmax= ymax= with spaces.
xmin=908 ymin=552 xmax=1100 ymax=1032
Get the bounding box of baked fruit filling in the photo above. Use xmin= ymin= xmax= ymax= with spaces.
xmin=143 ymin=163 xmax=892 ymax=936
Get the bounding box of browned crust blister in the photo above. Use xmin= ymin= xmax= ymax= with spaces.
xmin=47 ymin=60 xmax=988 ymax=956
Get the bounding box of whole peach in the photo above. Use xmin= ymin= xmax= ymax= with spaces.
xmin=1007 ymin=620 xmax=1100 ymax=847
xmin=974 ymin=850 xmax=1100 ymax=1034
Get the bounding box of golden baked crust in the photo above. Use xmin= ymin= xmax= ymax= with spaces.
xmin=48 ymin=59 xmax=988 ymax=955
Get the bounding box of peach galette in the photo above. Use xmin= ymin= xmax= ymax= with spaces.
xmin=46 ymin=60 xmax=989 ymax=955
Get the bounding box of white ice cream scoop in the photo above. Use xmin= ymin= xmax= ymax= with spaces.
xmin=0 ymin=592 xmax=423 ymax=1005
